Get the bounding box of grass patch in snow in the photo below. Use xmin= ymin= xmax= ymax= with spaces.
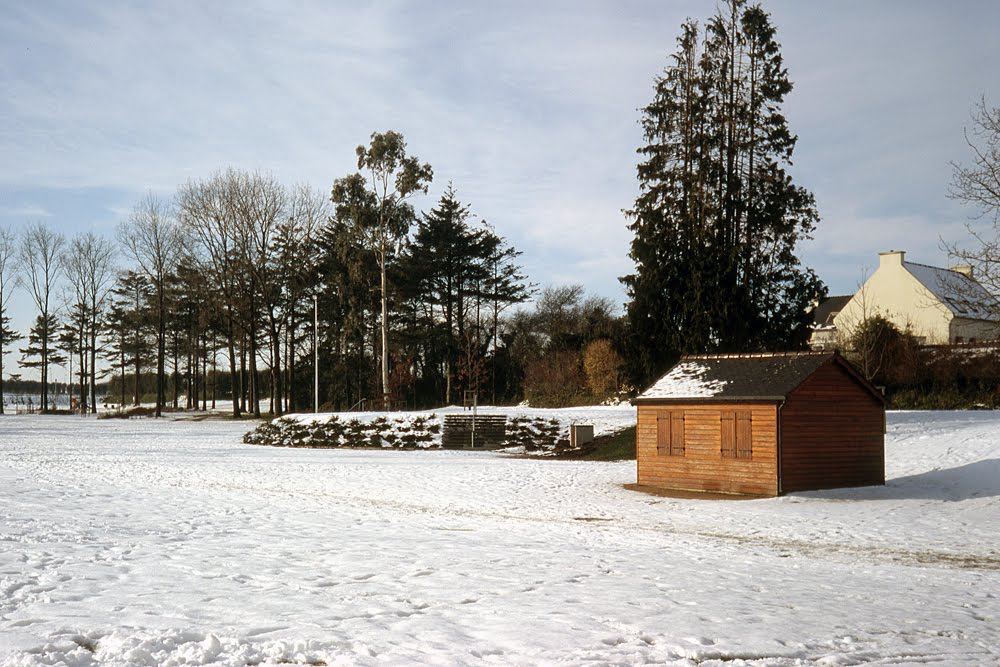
xmin=557 ymin=426 xmax=636 ymax=461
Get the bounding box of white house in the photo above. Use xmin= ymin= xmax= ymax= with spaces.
xmin=831 ymin=250 xmax=1000 ymax=345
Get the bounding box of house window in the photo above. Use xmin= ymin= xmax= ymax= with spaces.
xmin=656 ymin=411 xmax=685 ymax=456
xmin=720 ymin=411 xmax=752 ymax=460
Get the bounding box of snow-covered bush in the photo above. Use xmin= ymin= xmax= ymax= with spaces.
xmin=243 ymin=414 xmax=440 ymax=449
xmin=504 ymin=416 xmax=569 ymax=452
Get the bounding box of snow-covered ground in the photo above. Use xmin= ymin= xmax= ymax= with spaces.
xmin=0 ymin=410 xmax=998 ymax=665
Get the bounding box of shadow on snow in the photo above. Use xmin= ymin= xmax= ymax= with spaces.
xmin=795 ymin=458 xmax=1000 ymax=502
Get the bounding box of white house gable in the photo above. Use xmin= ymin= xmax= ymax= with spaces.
xmin=832 ymin=250 xmax=1000 ymax=345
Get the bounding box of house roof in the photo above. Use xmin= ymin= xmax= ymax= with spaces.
xmin=810 ymin=295 xmax=852 ymax=328
xmin=635 ymin=351 xmax=879 ymax=403
xmin=903 ymin=261 xmax=1000 ymax=321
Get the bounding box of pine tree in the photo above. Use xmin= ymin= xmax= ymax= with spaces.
xmin=401 ymin=184 xmax=482 ymax=404
xmin=479 ymin=224 xmax=532 ymax=403
xmin=60 ymin=302 xmax=90 ymax=412
xmin=398 ymin=186 xmax=532 ymax=405
xmin=20 ymin=313 xmax=66 ymax=410
xmin=0 ymin=313 xmax=18 ymax=414
xmin=623 ymin=0 xmax=823 ymax=384
xmin=105 ymin=271 xmax=154 ymax=406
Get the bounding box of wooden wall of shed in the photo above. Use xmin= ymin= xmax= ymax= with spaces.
xmin=636 ymin=403 xmax=778 ymax=496
xmin=779 ymin=360 xmax=885 ymax=493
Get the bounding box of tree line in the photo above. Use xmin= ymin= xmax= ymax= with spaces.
xmin=18 ymin=1 xmax=986 ymax=411
xmin=1 ymin=131 xmax=634 ymax=416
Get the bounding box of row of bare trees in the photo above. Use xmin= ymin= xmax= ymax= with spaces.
xmin=0 ymin=223 xmax=116 ymax=413
xmin=3 ymin=130 xmax=597 ymax=416
xmin=0 ymin=145 xmax=538 ymax=415
xmin=0 ymin=170 xmax=329 ymax=417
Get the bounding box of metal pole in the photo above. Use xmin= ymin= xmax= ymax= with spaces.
xmin=314 ymin=294 xmax=319 ymax=414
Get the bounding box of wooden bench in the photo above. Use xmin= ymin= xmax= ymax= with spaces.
xmin=442 ymin=414 xmax=507 ymax=450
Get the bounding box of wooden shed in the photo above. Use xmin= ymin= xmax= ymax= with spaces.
xmin=634 ymin=351 xmax=885 ymax=497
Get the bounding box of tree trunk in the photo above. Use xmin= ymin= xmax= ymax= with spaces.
xmin=380 ymin=252 xmax=390 ymax=410
xmin=41 ymin=315 xmax=48 ymax=413
xmin=287 ymin=309 xmax=295 ymax=413
xmin=89 ymin=318 xmax=98 ymax=414
xmin=78 ymin=330 xmax=87 ymax=414
xmin=228 ymin=312 xmax=241 ymax=418
xmin=156 ymin=289 xmax=165 ymax=418
xmin=267 ymin=309 xmax=283 ymax=417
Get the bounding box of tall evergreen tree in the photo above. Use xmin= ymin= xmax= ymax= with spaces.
xmin=623 ymin=0 xmax=823 ymax=384
xmin=105 ymin=271 xmax=153 ymax=407
xmin=20 ymin=313 xmax=66 ymax=408
xmin=401 ymin=184 xmax=482 ymax=404
xmin=399 ymin=186 xmax=532 ymax=405
xmin=0 ymin=312 xmax=18 ymax=413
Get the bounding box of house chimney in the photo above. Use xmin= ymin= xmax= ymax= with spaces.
xmin=879 ymin=250 xmax=905 ymax=267
xmin=951 ymin=264 xmax=974 ymax=279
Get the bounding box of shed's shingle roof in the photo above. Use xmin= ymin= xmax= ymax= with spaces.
xmin=637 ymin=351 xmax=854 ymax=402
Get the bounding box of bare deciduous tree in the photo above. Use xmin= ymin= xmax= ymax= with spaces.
xmin=119 ymin=194 xmax=186 ymax=417
xmin=947 ymin=96 xmax=1000 ymax=316
xmin=231 ymin=170 xmax=286 ymax=417
xmin=18 ymin=222 xmax=66 ymax=412
xmin=0 ymin=226 xmax=20 ymax=413
xmin=177 ymin=170 xmax=245 ymax=418
xmin=280 ymin=183 xmax=327 ymax=413
xmin=64 ymin=232 xmax=116 ymax=413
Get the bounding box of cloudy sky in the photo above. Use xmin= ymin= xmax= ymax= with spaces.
xmin=1 ymin=1 xmax=998 ymax=378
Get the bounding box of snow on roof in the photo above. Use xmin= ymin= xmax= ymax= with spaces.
xmin=903 ymin=261 xmax=1000 ymax=321
xmin=810 ymin=295 xmax=852 ymax=328
xmin=638 ymin=361 xmax=729 ymax=399
xmin=635 ymin=352 xmax=877 ymax=403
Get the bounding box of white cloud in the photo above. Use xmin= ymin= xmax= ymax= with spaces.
xmin=0 ymin=205 xmax=52 ymax=218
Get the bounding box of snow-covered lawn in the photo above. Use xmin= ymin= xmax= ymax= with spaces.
xmin=1 ymin=410 xmax=998 ymax=665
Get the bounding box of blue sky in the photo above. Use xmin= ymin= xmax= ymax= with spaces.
xmin=1 ymin=1 xmax=998 ymax=379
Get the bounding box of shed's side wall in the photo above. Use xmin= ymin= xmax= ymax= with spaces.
xmin=636 ymin=403 xmax=778 ymax=496
xmin=779 ymin=361 xmax=885 ymax=493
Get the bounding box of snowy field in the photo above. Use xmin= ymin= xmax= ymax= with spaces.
xmin=1 ymin=411 xmax=998 ymax=666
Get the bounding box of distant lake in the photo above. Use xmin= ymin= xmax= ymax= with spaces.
xmin=2 ymin=393 xmax=105 ymax=411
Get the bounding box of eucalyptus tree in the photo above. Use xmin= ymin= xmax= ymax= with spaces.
xmin=333 ymin=131 xmax=432 ymax=409
xmin=18 ymin=222 xmax=65 ymax=412
xmin=119 ymin=193 xmax=187 ymax=417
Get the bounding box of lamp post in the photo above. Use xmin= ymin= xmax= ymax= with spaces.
xmin=314 ymin=294 xmax=319 ymax=414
